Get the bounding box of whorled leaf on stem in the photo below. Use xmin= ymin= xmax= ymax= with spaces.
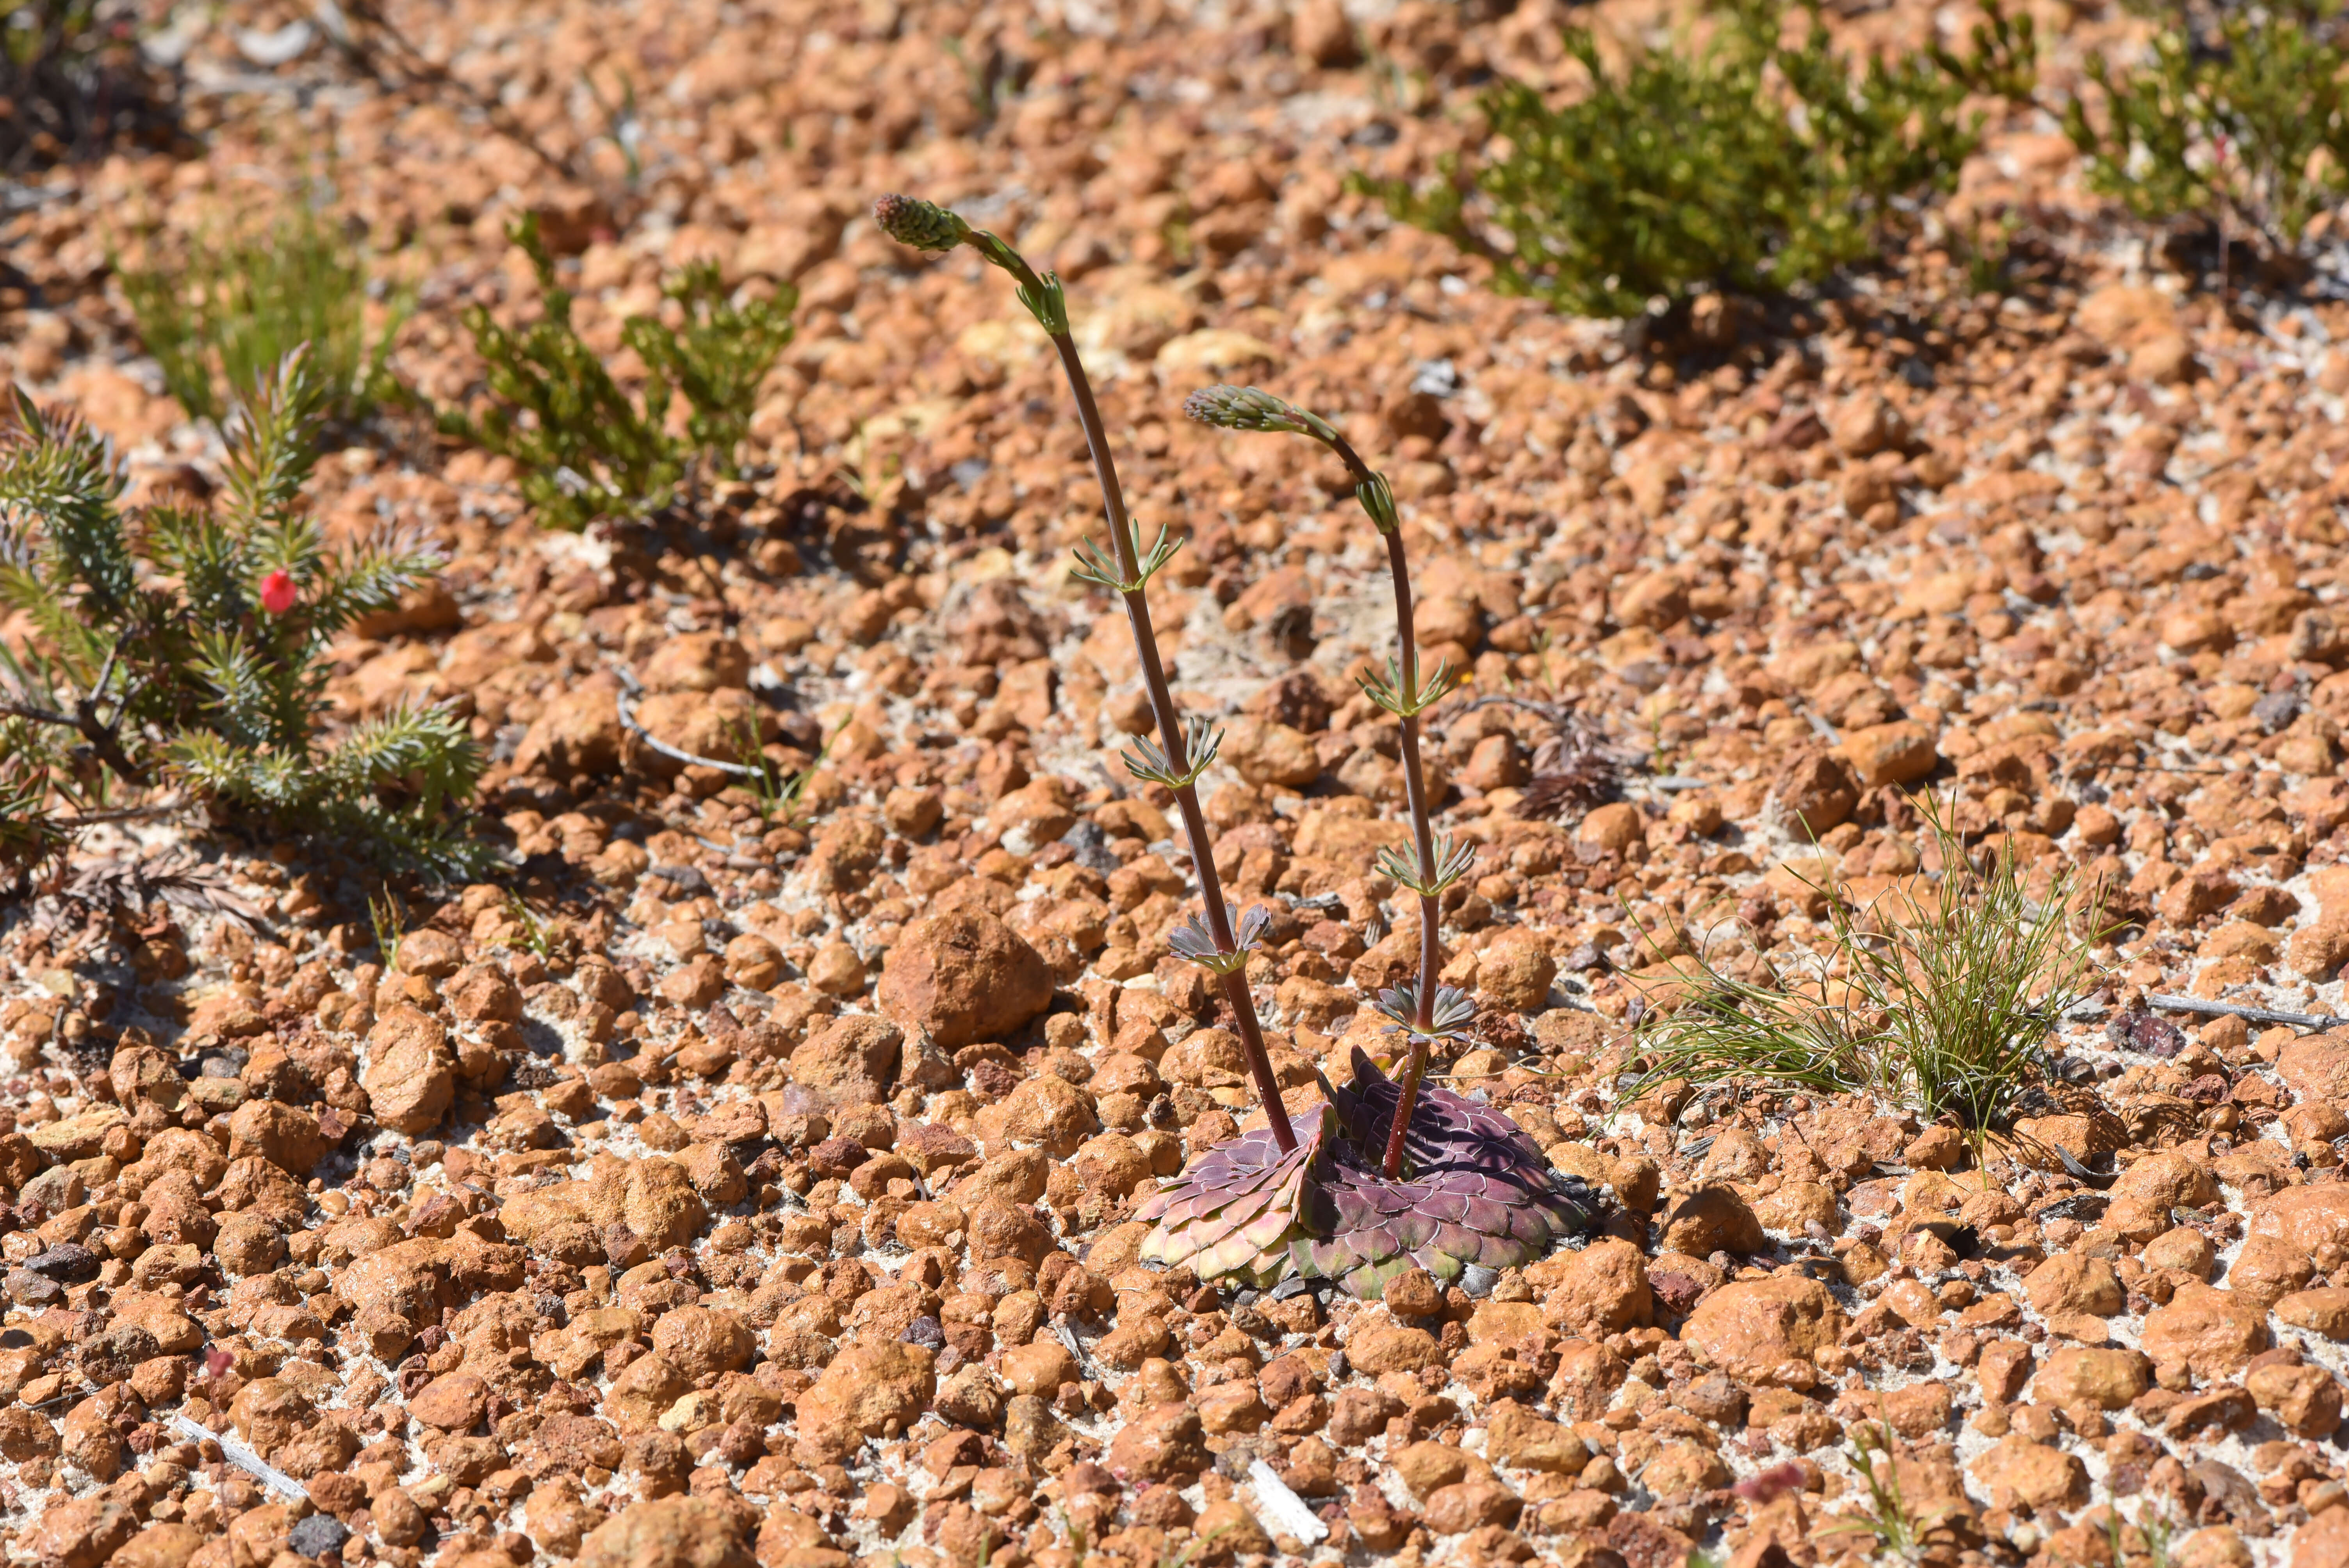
xmin=1069 ymin=520 xmax=1183 ymax=594
xmin=1378 ymin=831 xmax=1477 ymax=900
xmin=1358 ymin=651 xmax=1455 ymax=719
xmin=1354 ymin=472 xmax=1399 ymax=534
xmin=1012 ymin=273 xmax=1070 ymax=337
xmin=1168 ymin=902 xmax=1273 ymax=976
xmin=1374 ymin=980 xmax=1479 ymax=1044
xmin=1121 ymin=712 xmax=1222 ymax=792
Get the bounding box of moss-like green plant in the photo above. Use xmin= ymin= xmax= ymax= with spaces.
xmin=0 ymin=347 xmax=489 ymax=880
xmin=1365 ymin=0 xmax=2035 ymax=315
xmin=119 ymin=203 xmax=410 ymax=426
xmin=438 ymin=214 xmax=796 ymax=531
xmin=2066 ymin=9 xmax=2349 ymax=258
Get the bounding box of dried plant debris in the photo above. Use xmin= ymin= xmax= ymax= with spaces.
xmin=57 ymin=846 xmax=266 ymax=925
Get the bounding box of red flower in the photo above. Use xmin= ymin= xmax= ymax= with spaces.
xmin=258 ymin=570 xmax=298 ymax=615
xmin=1735 ymin=1462 xmax=1808 ymax=1506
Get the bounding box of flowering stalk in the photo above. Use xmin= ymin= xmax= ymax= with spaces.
xmin=875 ymin=198 xmax=1296 ymax=1154
xmin=1183 ymin=386 xmax=1477 ymax=1177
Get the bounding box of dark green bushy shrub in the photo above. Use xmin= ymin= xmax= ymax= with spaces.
xmin=1366 ymin=0 xmax=2035 ymax=316
xmin=2066 ymin=8 xmax=2349 ymax=257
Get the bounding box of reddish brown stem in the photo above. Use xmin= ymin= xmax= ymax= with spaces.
xmin=1377 ymin=527 xmax=1441 ymax=1179
xmin=1048 ymin=334 xmax=1296 ymax=1153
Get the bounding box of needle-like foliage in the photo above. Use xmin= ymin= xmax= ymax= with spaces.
xmin=0 ymin=750 xmax=66 ymax=886
xmin=0 ymin=347 xmax=489 ymax=880
xmin=1631 ymin=799 xmax=2102 ymax=1148
xmin=438 ymin=214 xmax=797 ymax=531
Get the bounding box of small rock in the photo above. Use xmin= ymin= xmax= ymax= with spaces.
xmin=876 ymin=912 xmax=1053 ymax=1050
xmin=1770 ymin=750 xmax=1859 ymax=835
xmin=1681 ymin=1277 xmax=1845 ymax=1388
xmin=1659 ymin=1185 xmax=1765 ymax=1256
xmin=1346 ymin=1323 xmax=1440 ymax=1373
xmin=1971 ymin=1436 xmax=2087 ymax=1511
xmin=800 ymin=1341 xmax=934 ymax=1438
xmin=1839 ymin=722 xmax=1938 ymax=788
xmin=2140 ymin=1284 xmax=2271 ymax=1377
xmin=2036 ymin=1347 xmax=2150 ymax=1410
xmin=577 ymin=1497 xmax=752 ymax=1568
xmin=287 ymin=1516 xmax=350 ymax=1559
xmin=2106 ymin=1011 xmax=2188 ymax=1057
xmin=1105 ymin=1402 xmax=1210 ymax=1481
xmin=1383 ymin=1268 xmax=1443 ymax=1317
xmin=2021 ymin=1253 xmax=2124 ymax=1317
xmin=361 ymin=1007 xmax=455 ymax=1136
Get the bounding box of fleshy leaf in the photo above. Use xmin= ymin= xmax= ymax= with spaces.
xmin=1140 ymin=1048 xmax=1602 ymax=1297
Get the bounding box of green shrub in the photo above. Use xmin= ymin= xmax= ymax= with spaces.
xmin=118 ymin=203 xmax=410 ymax=426
xmin=0 ymin=347 xmax=489 ymax=881
xmin=2066 ymin=9 xmax=2349 ymax=257
xmin=1365 ymin=0 xmax=2035 ymax=316
xmin=438 ymin=214 xmax=796 ymax=532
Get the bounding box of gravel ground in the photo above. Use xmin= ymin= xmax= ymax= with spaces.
xmin=8 ymin=4 xmax=2349 ymax=1568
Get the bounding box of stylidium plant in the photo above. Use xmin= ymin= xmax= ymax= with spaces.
xmin=873 ymin=201 xmax=1593 ymax=1297
xmin=872 ymin=195 xmax=1298 ymax=1155
xmin=1183 ymin=385 xmax=1478 ymax=1178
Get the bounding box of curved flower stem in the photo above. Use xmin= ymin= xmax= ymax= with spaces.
xmin=1176 ymin=390 xmax=1460 ymax=1181
xmin=1044 ymin=350 xmax=1297 ymax=1154
xmin=872 ymin=198 xmax=1296 ymax=1152
xmin=1301 ymin=428 xmax=1445 ymax=1177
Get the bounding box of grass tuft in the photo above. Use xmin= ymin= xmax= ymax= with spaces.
xmin=119 ymin=203 xmax=411 ymax=427
xmin=1631 ymin=795 xmax=2103 ymax=1150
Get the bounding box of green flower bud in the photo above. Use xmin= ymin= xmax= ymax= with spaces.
xmin=1183 ymin=384 xmax=1308 ymax=435
xmin=871 ymin=194 xmax=969 ymax=253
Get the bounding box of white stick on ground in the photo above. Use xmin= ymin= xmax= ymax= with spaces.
xmin=1247 ymin=1458 xmax=1328 ymax=1545
xmin=165 ymin=1413 xmax=306 ymax=1500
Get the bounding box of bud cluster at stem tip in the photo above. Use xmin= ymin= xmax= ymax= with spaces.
xmin=1183 ymin=384 xmax=1313 ymax=436
xmin=872 ymin=194 xmax=970 ymax=253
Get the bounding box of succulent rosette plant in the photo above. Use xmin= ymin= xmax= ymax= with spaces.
xmin=875 ymin=196 xmax=1599 ymax=1300
xmin=1137 ymin=1047 xmax=1599 ymax=1298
